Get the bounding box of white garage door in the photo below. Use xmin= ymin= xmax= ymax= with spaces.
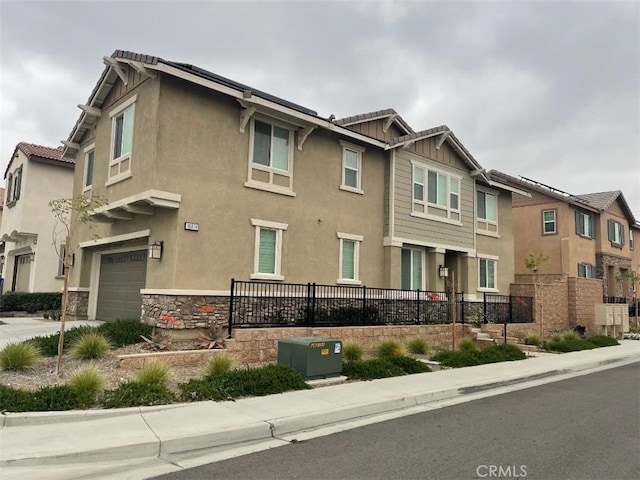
xmin=96 ymin=250 xmax=147 ymax=321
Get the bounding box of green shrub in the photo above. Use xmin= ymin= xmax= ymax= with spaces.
xmin=0 ymin=292 xmax=62 ymax=312
xmin=102 ymin=381 xmax=176 ymax=409
xmin=69 ymin=366 xmax=106 ymax=394
xmin=30 ymin=325 xmax=98 ymax=356
xmin=342 ymin=341 xmax=364 ymax=362
xmin=135 ymin=361 xmax=171 ymax=386
xmin=561 ymin=330 xmax=580 ymax=342
xmin=205 ymin=353 xmax=234 ymax=377
xmin=432 ymin=350 xmax=482 ymax=368
xmin=478 ymin=344 xmax=527 ymax=363
xmin=98 ymin=318 xmax=153 ymax=347
xmin=457 ymin=337 xmax=478 ymax=352
xmin=406 ymin=337 xmax=428 ymax=355
xmin=180 ymin=364 xmax=310 ymax=402
xmin=385 ymin=355 xmax=431 ymax=374
xmin=0 ymin=384 xmax=34 ymax=412
xmin=376 ymin=338 xmax=404 ymax=358
xmin=69 ymin=332 xmax=111 ymax=360
xmin=587 ymin=335 xmax=619 ymax=347
xmin=32 ymin=384 xmax=91 ymax=411
xmin=340 ymin=358 xmax=405 ymax=380
xmin=0 ymin=342 xmax=42 ymax=371
xmin=523 ymin=334 xmax=542 ymax=347
xmin=546 ymin=338 xmax=597 ymax=352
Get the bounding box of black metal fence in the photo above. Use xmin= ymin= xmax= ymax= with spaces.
xmin=228 ymin=279 xmax=534 ymax=335
xmin=483 ymin=293 xmax=534 ymax=324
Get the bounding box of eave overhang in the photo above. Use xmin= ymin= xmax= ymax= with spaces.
xmin=91 ymin=189 xmax=181 ymax=223
xmin=1 ymin=230 xmax=37 ymax=243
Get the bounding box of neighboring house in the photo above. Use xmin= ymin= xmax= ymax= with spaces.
xmin=62 ymin=50 xmax=525 ymax=323
xmin=0 ymin=143 xmax=75 ymax=292
xmin=0 ymin=187 xmax=5 ymax=291
xmin=490 ymin=171 xmax=640 ymax=299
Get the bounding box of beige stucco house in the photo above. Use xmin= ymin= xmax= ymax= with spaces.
xmin=1 ymin=143 xmax=75 ymax=293
xmin=490 ymin=171 xmax=640 ymax=299
xmin=62 ymin=50 xmax=525 ymax=324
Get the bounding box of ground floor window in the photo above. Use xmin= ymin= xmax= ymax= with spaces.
xmin=401 ymin=248 xmax=423 ymax=290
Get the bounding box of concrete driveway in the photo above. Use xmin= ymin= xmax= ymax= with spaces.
xmin=0 ymin=317 xmax=104 ymax=349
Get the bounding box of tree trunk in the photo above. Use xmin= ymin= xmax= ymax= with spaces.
xmin=56 ymin=235 xmax=71 ymax=376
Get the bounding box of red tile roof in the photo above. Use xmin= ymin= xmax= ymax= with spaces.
xmin=16 ymin=142 xmax=74 ymax=164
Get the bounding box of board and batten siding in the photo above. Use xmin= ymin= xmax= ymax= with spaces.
xmin=393 ymin=150 xmax=475 ymax=250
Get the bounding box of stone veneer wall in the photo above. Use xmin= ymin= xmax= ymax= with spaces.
xmin=568 ymin=277 xmax=604 ymax=335
xmin=141 ymin=294 xmax=230 ymax=329
xmin=225 ymin=324 xmax=470 ymax=366
xmin=65 ymin=290 xmax=89 ymax=319
xmin=596 ymin=253 xmax=631 ymax=297
xmin=511 ymin=275 xmax=571 ymax=337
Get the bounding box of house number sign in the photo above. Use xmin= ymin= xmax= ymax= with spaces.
xmin=184 ymin=222 xmax=199 ymax=231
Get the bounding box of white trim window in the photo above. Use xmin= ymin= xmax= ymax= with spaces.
xmin=337 ymin=232 xmax=363 ymax=284
xmin=542 ymin=209 xmax=556 ymax=234
xmin=57 ymin=244 xmax=66 ymax=277
xmin=630 ymin=230 xmax=635 ymax=250
xmin=250 ymin=219 xmax=288 ymax=280
xmin=401 ymin=248 xmax=423 ymax=290
xmin=340 ymin=141 xmax=364 ymax=194
xmin=83 ymin=143 xmax=95 ymax=193
xmin=578 ymin=263 xmax=597 ymax=279
xmin=108 ymin=95 xmax=136 ymax=185
xmin=246 ymin=118 xmax=295 ymax=196
xmin=478 ymin=256 xmax=498 ymax=291
xmin=411 ymin=161 xmax=461 ymax=223
xmin=476 ymin=188 xmax=498 ymax=235
xmin=607 ymin=219 xmax=625 ymax=245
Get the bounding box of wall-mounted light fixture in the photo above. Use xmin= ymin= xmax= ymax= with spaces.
xmin=439 ymin=265 xmax=449 ymax=278
xmin=28 ymin=252 xmax=35 ymax=263
xmin=148 ymin=241 xmax=163 ymax=260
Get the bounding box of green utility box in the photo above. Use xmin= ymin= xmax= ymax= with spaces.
xmin=277 ymin=337 xmax=342 ymax=380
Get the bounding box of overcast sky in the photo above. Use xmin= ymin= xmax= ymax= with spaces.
xmin=1 ymin=0 xmax=639 ymax=216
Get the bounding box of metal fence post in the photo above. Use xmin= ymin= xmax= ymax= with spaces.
xmin=311 ymin=283 xmax=316 ymax=328
xmin=228 ymin=278 xmax=235 ymax=338
xmin=483 ymin=292 xmax=487 ymax=324
xmin=460 ymin=292 xmax=465 ymax=324
xmin=362 ymin=285 xmax=367 ymax=325
xmin=417 ymin=289 xmax=421 ymax=324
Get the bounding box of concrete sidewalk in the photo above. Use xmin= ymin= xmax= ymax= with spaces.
xmin=0 ymin=317 xmax=104 ymax=349
xmin=0 ymin=341 xmax=638 ymax=480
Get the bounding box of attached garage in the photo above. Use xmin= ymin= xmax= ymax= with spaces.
xmin=96 ymin=250 xmax=147 ymax=321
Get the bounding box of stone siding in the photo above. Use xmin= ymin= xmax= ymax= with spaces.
xmin=141 ymin=294 xmax=230 ymax=330
xmin=568 ymin=277 xmax=604 ymax=335
xmin=65 ymin=290 xmax=89 ymax=319
xmin=596 ymin=253 xmax=631 ymax=297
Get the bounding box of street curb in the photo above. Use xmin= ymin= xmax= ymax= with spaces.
xmin=1 ymin=350 xmax=638 ymax=468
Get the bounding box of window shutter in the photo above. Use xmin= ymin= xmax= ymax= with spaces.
xmin=258 ymin=229 xmax=276 ymax=274
xmin=608 ymin=219 xmax=614 ymax=241
xmin=578 ymin=264 xmax=585 ymax=277
xmin=341 ymin=240 xmax=355 ymax=280
xmin=621 ymin=225 xmax=625 ymax=245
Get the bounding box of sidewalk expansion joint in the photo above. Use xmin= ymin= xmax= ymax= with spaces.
xmin=140 ymin=412 xmax=163 ymax=458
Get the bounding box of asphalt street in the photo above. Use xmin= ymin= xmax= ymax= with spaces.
xmin=155 ymin=362 xmax=640 ymax=480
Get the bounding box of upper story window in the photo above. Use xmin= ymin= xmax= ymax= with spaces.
xmin=577 ymin=263 xmax=596 ymax=279
xmin=630 ymin=230 xmax=635 ymax=250
xmin=250 ymin=218 xmax=288 ymax=281
xmin=340 ymin=141 xmax=364 ymax=194
xmin=411 ymin=161 xmax=461 ymax=224
xmin=83 ymin=144 xmax=95 ymax=193
xmin=337 ymin=232 xmax=363 ymax=285
xmin=607 ymin=219 xmax=625 ymax=246
xmin=108 ymin=95 xmax=136 ymax=186
xmin=246 ymin=118 xmax=295 ymax=196
xmin=575 ymin=210 xmax=595 ymax=239
xmin=5 ymin=166 xmax=22 ymax=207
xmin=401 ymin=248 xmax=423 ymax=290
xmin=476 ymin=188 xmax=498 ymax=235
xmin=542 ymin=209 xmax=556 ymax=234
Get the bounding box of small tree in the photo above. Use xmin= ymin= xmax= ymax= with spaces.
xmin=524 ymin=251 xmax=549 ymax=339
xmin=616 ymin=270 xmax=640 ymax=329
xmin=50 ymin=194 xmax=105 ymax=375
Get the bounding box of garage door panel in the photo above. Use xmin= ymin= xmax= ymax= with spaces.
xmin=96 ymin=251 xmax=147 ymax=321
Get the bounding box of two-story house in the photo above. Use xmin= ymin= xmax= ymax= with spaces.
xmin=62 ymin=50 xmax=525 ymax=324
xmin=489 ymin=171 xmax=640 ymax=298
xmin=1 ymin=143 xmax=75 ymax=292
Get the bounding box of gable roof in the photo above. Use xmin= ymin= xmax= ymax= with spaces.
xmin=489 ymin=170 xmax=638 ymax=223
xmin=5 ymin=142 xmax=74 ymax=179
xmin=334 ymin=108 xmax=414 ymax=135
xmin=63 ymin=50 xmax=389 ymax=156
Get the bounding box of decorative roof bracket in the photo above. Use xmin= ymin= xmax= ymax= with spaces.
xmin=297 ymin=126 xmax=316 ymax=150
xmin=128 ymin=60 xmax=156 ymax=79
xmin=78 ymin=104 xmax=101 ymax=118
xmin=103 ymin=56 xmax=128 ymax=86
xmin=239 ymin=106 xmax=257 ymax=133
xmin=382 ymin=114 xmax=399 ymax=133
xmin=435 ymin=130 xmax=451 ymax=150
